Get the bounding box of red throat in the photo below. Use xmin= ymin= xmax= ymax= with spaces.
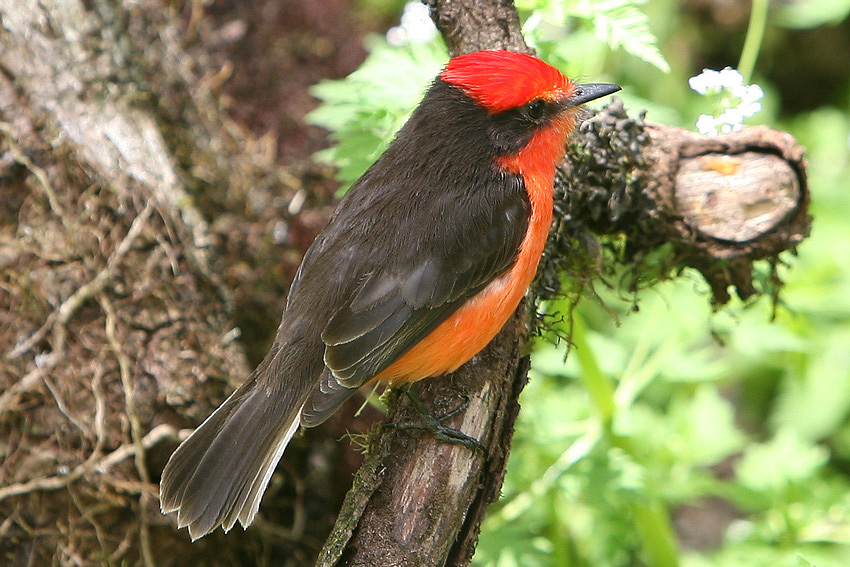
xmin=496 ymin=110 xmax=577 ymax=181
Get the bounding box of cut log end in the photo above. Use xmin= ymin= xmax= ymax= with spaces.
xmin=675 ymin=152 xmax=801 ymax=243
xmin=551 ymin=104 xmax=811 ymax=305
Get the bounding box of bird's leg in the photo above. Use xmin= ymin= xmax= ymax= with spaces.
xmin=385 ymin=386 xmax=484 ymax=451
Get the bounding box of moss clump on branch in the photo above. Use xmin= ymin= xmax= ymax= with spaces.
xmin=534 ymin=98 xmax=810 ymax=321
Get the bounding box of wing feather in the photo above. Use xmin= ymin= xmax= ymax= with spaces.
xmin=284 ymin=97 xmax=533 ymax=426
xmin=317 ymin=176 xmax=530 ymax=390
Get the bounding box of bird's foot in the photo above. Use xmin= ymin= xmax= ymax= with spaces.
xmin=385 ymin=387 xmax=484 ymax=451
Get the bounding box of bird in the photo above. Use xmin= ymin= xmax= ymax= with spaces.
xmin=159 ymin=49 xmax=620 ymax=540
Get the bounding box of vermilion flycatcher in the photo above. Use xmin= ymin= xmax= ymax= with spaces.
xmin=160 ymin=49 xmax=620 ymax=540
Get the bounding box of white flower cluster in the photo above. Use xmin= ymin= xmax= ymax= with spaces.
xmin=387 ymin=2 xmax=438 ymax=47
xmin=688 ymin=67 xmax=764 ymax=136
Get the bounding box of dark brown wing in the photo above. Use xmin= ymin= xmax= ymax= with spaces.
xmin=322 ymin=180 xmax=529 ymax=385
xmin=295 ymin=171 xmax=529 ymax=426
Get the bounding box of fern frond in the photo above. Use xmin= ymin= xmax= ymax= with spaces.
xmin=567 ymin=0 xmax=670 ymax=73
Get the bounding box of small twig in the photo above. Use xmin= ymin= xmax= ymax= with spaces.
xmin=66 ymin=482 xmax=111 ymax=564
xmin=0 ymin=512 xmax=15 ymax=538
xmin=57 ymin=541 xmax=86 ymax=567
xmin=6 ymin=310 xmax=59 ymax=362
xmin=108 ymin=526 xmax=135 ymax=564
xmin=0 ymin=468 xmax=84 ymax=502
xmin=0 ymin=424 xmax=176 ymax=502
xmin=7 ymin=199 xmax=154 ymax=360
xmin=104 ymin=426 xmax=176 ymax=472
xmin=90 ymin=365 xmax=108 ymax=458
xmin=0 ymin=120 xmax=68 ymax=219
xmin=0 ymin=354 xmax=61 ymax=416
xmin=100 ymin=294 xmax=157 ymax=567
xmin=41 ymin=373 xmax=92 ymax=439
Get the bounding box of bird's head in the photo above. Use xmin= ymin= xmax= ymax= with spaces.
xmin=440 ymin=50 xmax=620 ymax=176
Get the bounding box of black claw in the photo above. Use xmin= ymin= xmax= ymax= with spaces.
xmin=437 ymin=394 xmax=471 ymax=421
xmin=386 ymin=387 xmax=484 ymax=452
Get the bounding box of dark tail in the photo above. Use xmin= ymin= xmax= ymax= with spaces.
xmin=159 ymin=371 xmax=305 ymax=540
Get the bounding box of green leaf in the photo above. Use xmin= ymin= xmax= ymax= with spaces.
xmin=307 ymin=37 xmax=448 ymax=191
xmin=736 ymin=429 xmax=829 ymax=495
xmin=771 ymin=330 xmax=850 ymax=442
xmin=669 ymin=385 xmax=746 ymax=466
xmin=566 ymin=0 xmax=671 ymax=73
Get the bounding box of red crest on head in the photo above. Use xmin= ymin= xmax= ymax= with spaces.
xmin=440 ymin=50 xmax=574 ymax=114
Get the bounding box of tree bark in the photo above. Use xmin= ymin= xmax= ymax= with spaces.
xmin=0 ymin=0 xmax=809 ymax=567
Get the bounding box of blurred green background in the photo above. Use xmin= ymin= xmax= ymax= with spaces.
xmin=308 ymin=1 xmax=850 ymax=565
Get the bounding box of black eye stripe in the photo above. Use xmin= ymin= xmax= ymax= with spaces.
xmin=488 ymin=97 xmax=554 ymax=153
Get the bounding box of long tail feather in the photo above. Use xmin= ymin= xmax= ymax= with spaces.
xmin=159 ymin=376 xmax=304 ymax=540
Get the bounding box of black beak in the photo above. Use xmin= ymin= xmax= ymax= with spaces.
xmin=569 ymin=83 xmax=621 ymax=106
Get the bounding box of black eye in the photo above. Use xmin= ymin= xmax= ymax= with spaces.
xmin=525 ymin=99 xmax=545 ymax=120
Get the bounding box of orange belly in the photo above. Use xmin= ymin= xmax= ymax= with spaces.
xmin=374 ymin=180 xmax=554 ymax=384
